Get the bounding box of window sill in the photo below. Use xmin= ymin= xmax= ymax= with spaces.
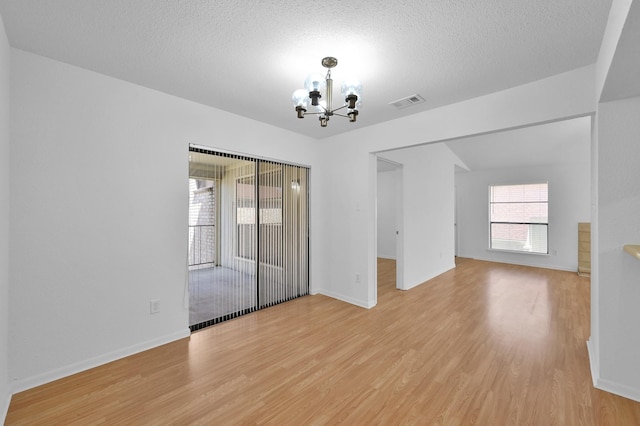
xmin=487 ymin=248 xmax=550 ymax=256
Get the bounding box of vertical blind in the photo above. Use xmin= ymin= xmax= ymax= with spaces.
xmin=188 ymin=146 xmax=309 ymax=331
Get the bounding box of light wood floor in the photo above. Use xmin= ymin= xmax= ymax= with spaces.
xmin=6 ymin=258 xmax=640 ymax=424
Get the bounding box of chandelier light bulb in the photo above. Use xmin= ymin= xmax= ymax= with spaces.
xmin=304 ymin=73 xmax=326 ymax=106
xmin=341 ymin=77 xmax=362 ymax=97
xmin=292 ymin=89 xmax=309 ymax=118
xmin=304 ymin=73 xmax=326 ymax=93
xmin=341 ymin=77 xmax=361 ymax=109
xmin=291 ymin=89 xmax=309 ymax=108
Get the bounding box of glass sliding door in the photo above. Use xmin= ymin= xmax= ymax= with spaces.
xmin=257 ymin=161 xmax=284 ymax=308
xmin=285 ymin=164 xmax=309 ymax=299
xmin=259 ymin=161 xmax=309 ymax=308
xmin=188 ymin=150 xmax=257 ymax=330
xmin=188 ymin=147 xmax=309 ymax=331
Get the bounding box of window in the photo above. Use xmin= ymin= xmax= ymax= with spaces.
xmin=188 ymin=178 xmax=216 ymax=267
xmin=235 ymin=169 xmax=283 ymax=263
xmin=489 ymin=183 xmax=548 ymax=254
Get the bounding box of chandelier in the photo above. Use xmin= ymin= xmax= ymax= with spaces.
xmin=291 ymin=57 xmax=361 ymax=127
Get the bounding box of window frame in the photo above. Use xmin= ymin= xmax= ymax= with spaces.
xmin=488 ymin=182 xmax=549 ymax=255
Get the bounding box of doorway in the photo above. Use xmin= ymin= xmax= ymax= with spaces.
xmin=188 ymin=147 xmax=310 ymax=331
xmin=376 ymin=157 xmax=403 ymax=294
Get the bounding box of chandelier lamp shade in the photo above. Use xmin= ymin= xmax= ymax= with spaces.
xmin=291 ymin=57 xmax=361 ymax=127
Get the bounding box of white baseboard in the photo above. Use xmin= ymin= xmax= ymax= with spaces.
xmin=402 ymin=263 xmax=456 ymax=290
xmin=377 ymin=254 xmax=396 ymax=260
xmin=468 ymin=255 xmax=576 ymax=272
xmin=311 ymin=289 xmax=375 ymax=309
xmin=1 ymin=392 xmax=10 ymax=425
xmin=586 ymin=338 xmax=599 ymax=387
xmin=595 ymin=377 xmax=640 ymax=402
xmin=10 ymin=328 xmax=191 ymax=394
xmin=587 ymin=338 xmax=640 ymax=402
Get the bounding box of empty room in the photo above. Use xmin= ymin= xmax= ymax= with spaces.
xmin=1 ymin=0 xmax=640 ymax=424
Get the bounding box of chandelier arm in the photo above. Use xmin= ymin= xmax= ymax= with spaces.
xmin=332 ymin=112 xmax=351 ymax=118
xmin=329 ymin=104 xmax=348 ymax=113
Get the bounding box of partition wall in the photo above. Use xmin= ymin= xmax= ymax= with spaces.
xmin=188 ymin=146 xmax=309 ymax=331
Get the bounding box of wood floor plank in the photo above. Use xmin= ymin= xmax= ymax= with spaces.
xmin=6 ymin=258 xmax=640 ymax=424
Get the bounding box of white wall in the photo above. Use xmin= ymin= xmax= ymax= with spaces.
xmin=8 ymin=49 xmax=319 ymax=392
xmin=456 ymin=161 xmax=591 ymax=271
xmin=376 ymin=168 xmax=398 ymax=259
xmin=380 ymin=144 xmax=457 ymax=290
xmin=587 ymin=0 xmax=640 ymax=402
xmin=594 ymin=96 xmax=640 ymax=400
xmin=0 ymin=13 xmax=11 ymax=423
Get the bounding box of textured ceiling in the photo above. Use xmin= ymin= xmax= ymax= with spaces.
xmin=0 ymin=0 xmax=612 ymax=139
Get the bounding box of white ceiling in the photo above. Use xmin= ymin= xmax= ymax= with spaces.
xmin=375 ymin=116 xmax=591 ymax=174
xmin=0 ymin=0 xmax=612 ymax=140
xmin=446 ymin=116 xmax=591 ymax=172
xmin=600 ymin=1 xmax=640 ymax=102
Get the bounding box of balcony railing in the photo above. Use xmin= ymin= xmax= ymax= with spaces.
xmin=188 ymin=224 xmax=215 ymax=267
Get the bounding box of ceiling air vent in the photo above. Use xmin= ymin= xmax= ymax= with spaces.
xmin=388 ymin=94 xmax=425 ymax=109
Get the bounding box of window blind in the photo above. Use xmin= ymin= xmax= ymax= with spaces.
xmin=489 ymin=183 xmax=548 ymax=254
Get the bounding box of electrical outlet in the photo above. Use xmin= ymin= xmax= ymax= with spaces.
xmin=356 ymin=273 xmax=361 ymax=283
xmin=150 ymin=299 xmax=160 ymax=314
